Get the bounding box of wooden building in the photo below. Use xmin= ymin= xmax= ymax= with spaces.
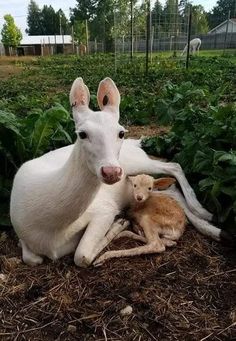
xmin=17 ymin=35 xmax=74 ymax=56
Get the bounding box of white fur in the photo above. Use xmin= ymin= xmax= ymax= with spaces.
xmin=10 ymin=77 xmax=216 ymax=267
xmin=182 ymin=38 xmax=201 ymax=56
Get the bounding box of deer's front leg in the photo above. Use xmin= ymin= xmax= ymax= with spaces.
xmin=74 ymin=210 xmax=119 ymax=268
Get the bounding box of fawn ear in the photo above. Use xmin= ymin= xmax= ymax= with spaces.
xmin=153 ymin=177 xmax=176 ymax=190
xmin=70 ymin=77 xmax=90 ymax=124
xmin=97 ymin=77 xmax=120 ymax=119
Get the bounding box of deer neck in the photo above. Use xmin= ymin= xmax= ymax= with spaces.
xmin=48 ymin=139 xmax=100 ymax=227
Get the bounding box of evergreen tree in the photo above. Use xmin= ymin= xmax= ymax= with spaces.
xmin=208 ymin=0 xmax=236 ymax=29
xmin=1 ymin=14 xmax=22 ymax=48
xmin=151 ymin=0 xmax=163 ymax=34
xmin=41 ymin=5 xmax=56 ymax=35
xmin=162 ymin=0 xmax=177 ymax=36
xmin=26 ymin=1 xmax=70 ymax=35
xmin=26 ymin=0 xmax=43 ymax=35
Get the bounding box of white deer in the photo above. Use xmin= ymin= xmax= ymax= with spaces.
xmin=10 ymin=77 xmax=220 ymax=267
xmin=181 ymin=38 xmax=201 ymax=56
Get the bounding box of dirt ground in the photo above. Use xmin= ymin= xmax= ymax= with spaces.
xmin=0 ymin=226 xmax=236 ymax=341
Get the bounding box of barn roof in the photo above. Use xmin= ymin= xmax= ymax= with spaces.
xmin=20 ymin=35 xmax=72 ymax=45
xmin=208 ymin=18 xmax=236 ymax=34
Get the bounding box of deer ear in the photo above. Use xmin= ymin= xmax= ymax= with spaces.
xmin=153 ymin=177 xmax=176 ymax=190
xmin=70 ymin=77 xmax=90 ymax=124
xmin=127 ymin=176 xmax=135 ymax=183
xmin=97 ymin=77 xmax=120 ymax=118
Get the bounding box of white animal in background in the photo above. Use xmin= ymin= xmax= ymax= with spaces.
xmin=181 ymin=38 xmax=201 ymax=56
xmin=10 ymin=77 xmax=219 ymax=267
xmin=94 ymin=175 xmax=186 ymax=265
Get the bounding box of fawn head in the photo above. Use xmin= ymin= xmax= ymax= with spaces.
xmin=128 ymin=174 xmax=176 ymax=203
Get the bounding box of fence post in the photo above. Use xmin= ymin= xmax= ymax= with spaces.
xmin=86 ymin=19 xmax=89 ymax=54
xmin=186 ymin=5 xmax=192 ymax=69
xmin=71 ymin=25 xmax=75 ymax=54
xmin=130 ymin=0 xmax=134 ymax=59
xmin=145 ymin=0 xmax=151 ymax=75
xmin=223 ymin=11 xmax=230 ymax=55
xmin=173 ymin=0 xmax=178 ymax=57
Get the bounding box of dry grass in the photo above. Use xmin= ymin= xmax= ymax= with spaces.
xmin=0 ymin=227 xmax=235 ymax=341
xmin=0 ymin=56 xmax=38 ymax=80
xmin=0 ymin=65 xmax=24 ymax=80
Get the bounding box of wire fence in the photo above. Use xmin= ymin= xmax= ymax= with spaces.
xmin=1 ymin=3 xmax=236 ymax=69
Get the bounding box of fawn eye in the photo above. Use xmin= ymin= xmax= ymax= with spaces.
xmin=148 ymin=187 xmax=152 ymax=191
xmin=119 ymin=131 xmax=125 ymax=139
xmin=78 ymin=131 xmax=87 ymax=139
xmin=134 ymin=184 xmax=137 ymax=188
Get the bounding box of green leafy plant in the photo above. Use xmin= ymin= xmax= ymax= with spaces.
xmin=0 ymin=104 xmax=74 ymax=226
xmin=143 ymin=83 xmax=236 ymax=232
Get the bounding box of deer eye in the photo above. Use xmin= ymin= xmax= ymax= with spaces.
xmin=148 ymin=187 xmax=152 ymax=191
xmin=78 ymin=131 xmax=87 ymax=139
xmin=134 ymin=184 xmax=137 ymax=188
xmin=118 ymin=131 xmax=125 ymax=139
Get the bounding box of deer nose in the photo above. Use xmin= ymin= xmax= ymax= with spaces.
xmin=137 ymin=195 xmax=143 ymax=201
xmin=101 ymin=166 xmax=122 ymax=184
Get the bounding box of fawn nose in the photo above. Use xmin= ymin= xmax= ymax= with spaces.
xmin=137 ymin=195 xmax=143 ymax=201
xmin=101 ymin=166 xmax=122 ymax=184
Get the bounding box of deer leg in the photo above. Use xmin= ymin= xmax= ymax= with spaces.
xmin=20 ymin=240 xmax=43 ymax=266
xmin=74 ymin=210 xmax=127 ymax=268
xmin=92 ymin=218 xmax=130 ymax=260
xmin=161 ymin=238 xmax=177 ymax=247
xmin=94 ymin=240 xmax=166 ymax=266
xmin=115 ymin=230 xmax=147 ymax=243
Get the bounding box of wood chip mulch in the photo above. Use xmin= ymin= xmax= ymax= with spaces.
xmin=0 ymin=226 xmax=235 ymax=341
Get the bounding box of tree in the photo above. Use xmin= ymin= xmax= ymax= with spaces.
xmin=41 ymin=5 xmax=56 ymax=35
xmin=71 ymin=0 xmax=131 ymax=51
xmin=73 ymin=20 xmax=87 ymax=44
xmin=162 ymin=0 xmax=177 ymax=36
xmin=1 ymin=14 xmax=22 ymax=50
xmin=191 ymin=5 xmax=209 ymax=34
xmin=26 ymin=0 xmax=43 ymax=35
xmin=56 ymin=9 xmax=70 ymax=35
xmin=26 ymin=1 xmax=70 ymax=35
xmin=152 ymin=0 xmax=163 ymax=20
xmin=208 ymin=0 xmax=236 ymax=29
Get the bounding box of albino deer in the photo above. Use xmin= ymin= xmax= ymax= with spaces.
xmin=10 ymin=77 xmax=220 ymax=267
xmin=181 ymin=38 xmax=201 ymax=56
xmin=94 ymin=175 xmax=186 ymax=265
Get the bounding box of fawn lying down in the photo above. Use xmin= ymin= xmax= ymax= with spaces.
xmin=94 ymin=174 xmax=187 ymax=265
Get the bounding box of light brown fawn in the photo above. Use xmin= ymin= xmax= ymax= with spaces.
xmin=94 ymin=174 xmax=186 ymax=265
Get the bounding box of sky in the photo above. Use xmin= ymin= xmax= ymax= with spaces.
xmin=0 ymin=0 xmax=217 ymax=37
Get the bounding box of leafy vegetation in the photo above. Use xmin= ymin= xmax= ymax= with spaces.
xmin=0 ymin=54 xmax=235 ymax=231
xmin=142 ymin=81 xmax=236 ymax=232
